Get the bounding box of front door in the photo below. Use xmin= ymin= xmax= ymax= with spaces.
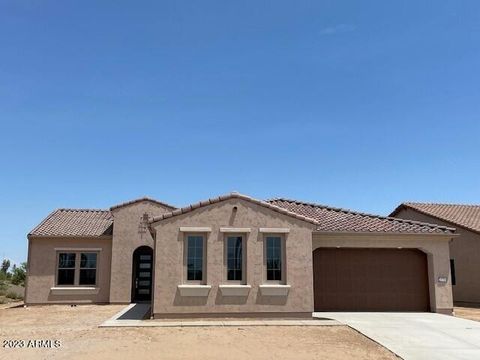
xmin=132 ymin=246 xmax=153 ymax=302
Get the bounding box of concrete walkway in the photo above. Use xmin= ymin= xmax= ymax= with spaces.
xmin=101 ymin=303 xmax=151 ymax=326
xmin=315 ymin=312 xmax=480 ymax=360
xmin=100 ymin=305 xmax=341 ymax=327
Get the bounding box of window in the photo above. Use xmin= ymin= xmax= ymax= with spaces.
xmin=186 ymin=235 xmax=204 ymax=281
xmin=56 ymin=251 xmax=98 ymax=286
xmin=450 ymin=259 xmax=456 ymax=286
xmin=226 ymin=235 xmax=243 ymax=281
xmin=265 ymin=236 xmax=282 ymax=281
xmin=79 ymin=253 xmax=97 ymax=285
xmin=57 ymin=253 xmax=76 ymax=285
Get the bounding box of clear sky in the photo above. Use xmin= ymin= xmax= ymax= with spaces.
xmin=1 ymin=1 xmax=479 ymax=264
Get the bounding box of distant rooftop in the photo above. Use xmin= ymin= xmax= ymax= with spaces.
xmin=391 ymin=202 xmax=480 ymax=234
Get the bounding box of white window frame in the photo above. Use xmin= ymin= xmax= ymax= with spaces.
xmin=263 ymin=234 xmax=286 ymax=285
xmin=55 ymin=251 xmax=99 ymax=287
xmin=183 ymin=233 xmax=207 ymax=285
xmin=224 ymin=233 xmax=246 ymax=284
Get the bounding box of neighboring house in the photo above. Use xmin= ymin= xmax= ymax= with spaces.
xmin=391 ymin=202 xmax=480 ymax=305
xmin=26 ymin=193 xmax=456 ymax=318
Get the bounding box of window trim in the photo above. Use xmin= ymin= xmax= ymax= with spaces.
xmin=224 ymin=233 xmax=246 ymax=284
xmin=55 ymin=251 xmax=99 ymax=287
xmin=183 ymin=233 xmax=207 ymax=285
xmin=263 ymin=234 xmax=286 ymax=284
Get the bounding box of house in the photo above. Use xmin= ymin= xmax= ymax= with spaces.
xmin=26 ymin=193 xmax=456 ymax=318
xmin=391 ymin=202 xmax=480 ymax=305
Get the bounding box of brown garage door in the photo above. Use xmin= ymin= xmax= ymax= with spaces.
xmin=313 ymin=248 xmax=430 ymax=312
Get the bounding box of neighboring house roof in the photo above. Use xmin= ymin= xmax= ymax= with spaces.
xmin=28 ymin=209 xmax=113 ymax=237
xmin=268 ymin=198 xmax=455 ymax=234
xmin=149 ymin=192 xmax=320 ymax=225
xmin=110 ymin=196 xmax=176 ymax=211
xmin=390 ymin=202 xmax=480 ymax=235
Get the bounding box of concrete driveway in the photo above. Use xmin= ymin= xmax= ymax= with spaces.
xmin=314 ymin=312 xmax=480 ymax=360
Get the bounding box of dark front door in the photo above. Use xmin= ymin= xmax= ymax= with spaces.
xmin=313 ymin=248 xmax=430 ymax=312
xmin=132 ymin=246 xmax=153 ymax=302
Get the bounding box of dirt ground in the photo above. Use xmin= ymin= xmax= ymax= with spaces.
xmin=455 ymin=306 xmax=480 ymax=322
xmin=0 ymin=304 xmax=396 ymax=360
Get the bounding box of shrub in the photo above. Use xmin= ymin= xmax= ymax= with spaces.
xmin=0 ymin=281 xmax=6 ymax=296
xmin=6 ymin=291 xmax=23 ymax=300
xmin=10 ymin=263 xmax=26 ymax=286
xmin=1 ymin=259 xmax=10 ymax=274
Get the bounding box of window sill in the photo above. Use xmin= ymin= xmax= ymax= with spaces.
xmin=219 ymin=284 xmax=251 ymax=296
xmin=259 ymin=228 xmax=290 ymax=233
xmin=219 ymin=227 xmax=251 ymax=233
xmin=177 ymin=284 xmax=212 ymax=297
xmin=259 ymin=284 xmax=290 ymax=296
xmin=50 ymin=287 xmax=99 ymax=295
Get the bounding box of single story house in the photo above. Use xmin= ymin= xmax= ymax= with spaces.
xmin=26 ymin=193 xmax=456 ymax=318
xmin=391 ymin=202 xmax=480 ymax=305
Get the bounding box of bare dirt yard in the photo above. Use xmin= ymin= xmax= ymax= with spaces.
xmin=455 ymin=306 xmax=480 ymax=322
xmin=0 ymin=304 xmax=396 ymax=360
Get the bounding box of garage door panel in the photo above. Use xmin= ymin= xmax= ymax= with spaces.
xmin=313 ymin=248 xmax=430 ymax=312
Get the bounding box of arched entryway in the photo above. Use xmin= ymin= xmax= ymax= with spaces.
xmin=131 ymin=246 xmax=153 ymax=302
xmin=313 ymin=247 xmax=430 ymax=312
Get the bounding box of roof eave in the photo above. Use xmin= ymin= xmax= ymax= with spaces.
xmin=313 ymin=230 xmax=458 ymax=237
xmin=27 ymin=234 xmax=113 ymax=240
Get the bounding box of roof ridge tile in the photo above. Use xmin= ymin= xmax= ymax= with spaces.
xmin=149 ymin=192 xmax=320 ymax=225
xmin=110 ymin=196 xmax=177 ymax=211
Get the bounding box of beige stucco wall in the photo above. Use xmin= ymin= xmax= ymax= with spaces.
xmin=394 ymin=208 xmax=480 ymax=304
xmin=151 ymin=198 xmax=316 ymax=318
xmin=109 ymin=201 xmax=173 ymax=303
xmin=312 ymin=233 xmax=454 ymax=313
xmin=25 ymin=237 xmax=112 ymax=304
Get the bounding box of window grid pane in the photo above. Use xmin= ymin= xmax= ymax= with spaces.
xmin=80 ymin=253 xmax=97 ymax=269
xmin=58 ymin=253 xmax=76 ymax=269
xmin=58 ymin=253 xmax=76 ymax=285
xmin=79 ymin=253 xmax=97 ymax=285
xmin=58 ymin=269 xmax=75 ymax=285
xmin=79 ymin=269 xmax=96 ymax=285
xmin=227 ymin=236 xmax=243 ymax=281
xmin=266 ymin=237 xmax=282 ymax=281
xmin=187 ymin=236 xmax=204 ymax=281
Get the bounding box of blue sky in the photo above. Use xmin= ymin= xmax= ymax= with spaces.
xmin=1 ymin=1 xmax=479 ymax=264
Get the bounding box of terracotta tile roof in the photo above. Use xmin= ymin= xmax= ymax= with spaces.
xmin=149 ymin=192 xmax=319 ymax=225
xmin=29 ymin=196 xmax=176 ymax=238
xmin=29 ymin=209 xmax=113 ymax=237
xmin=110 ymin=197 xmax=176 ymax=211
xmin=391 ymin=202 xmax=480 ymax=234
xmin=268 ymin=198 xmax=455 ymax=234
xmin=149 ymin=192 xmax=454 ymax=235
